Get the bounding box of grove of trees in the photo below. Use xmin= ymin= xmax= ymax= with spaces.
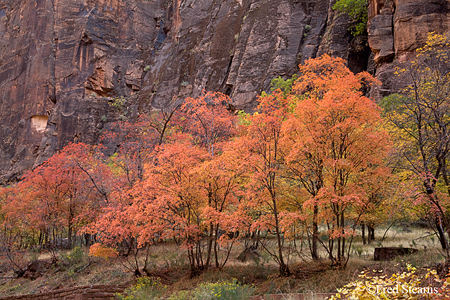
xmin=1 ymin=33 xmax=449 ymax=278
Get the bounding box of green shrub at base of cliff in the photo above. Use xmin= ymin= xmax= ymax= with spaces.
xmin=332 ymin=0 xmax=368 ymax=36
xmin=115 ymin=277 xmax=167 ymax=300
xmin=270 ymin=74 xmax=298 ymax=97
xmin=116 ymin=278 xmax=253 ymax=300
xmin=169 ymin=280 xmax=254 ymax=300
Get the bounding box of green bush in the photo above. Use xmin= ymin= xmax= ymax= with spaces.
xmin=270 ymin=74 xmax=298 ymax=97
xmin=115 ymin=277 xmax=167 ymax=300
xmin=190 ymin=280 xmax=254 ymax=300
xmin=167 ymin=290 xmax=190 ymax=300
xmin=332 ymin=0 xmax=368 ymax=36
xmin=115 ymin=278 xmax=253 ymax=300
xmin=167 ymin=279 xmax=254 ymax=300
xmin=61 ymin=247 xmax=86 ymax=266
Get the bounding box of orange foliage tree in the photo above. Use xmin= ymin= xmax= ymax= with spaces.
xmin=179 ymin=92 xmax=243 ymax=269
xmin=87 ymin=110 xmax=178 ymax=275
xmin=91 ymin=93 xmax=243 ymax=276
xmin=237 ymin=90 xmax=294 ymax=277
xmin=281 ymin=55 xmax=391 ymax=267
xmin=7 ymin=143 xmax=112 ymax=261
xmin=128 ymin=92 xmax=242 ymax=275
xmin=0 ymin=185 xmax=30 ymax=276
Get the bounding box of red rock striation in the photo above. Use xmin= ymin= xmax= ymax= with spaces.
xmin=3 ymin=0 xmax=445 ymax=182
xmin=367 ymin=0 xmax=450 ymax=99
xmin=1 ymin=0 xmax=348 ymax=182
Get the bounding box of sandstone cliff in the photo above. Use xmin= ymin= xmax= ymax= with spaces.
xmin=367 ymin=0 xmax=450 ymax=99
xmin=1 ymin=0 xmax=447 ymax=182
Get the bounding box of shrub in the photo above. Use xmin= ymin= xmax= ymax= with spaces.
xmin=190 ymin=279 xmax=254 ymax=300
xmin=61 ymin=247 xmax=86 ymax=266
xmin=167 ymin=290 xmax=190 ymax=300
xmin=89 ymin=243 xmax=118 ymax=260
xmin=115 ymin=277 xmax=167 ymax=300
xmin=166 ymin=279 xmax=253 ymax=300
xmin=332 ymin=0 xmax=367 ymax=36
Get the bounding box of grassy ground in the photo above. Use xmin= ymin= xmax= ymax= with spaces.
xmin=0 ymin=226 xmax=445 ymax=297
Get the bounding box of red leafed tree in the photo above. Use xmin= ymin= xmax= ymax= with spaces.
xmin=178 ymin=91 xmax=236 ymax=155
xmin=237 ymin=90 xmax=293 ymax=277
xmin=95 ymin=93 xmax=241 ymax=276
xmin=10 ymin=143 xmax=112 ymax=258
xmin=87 ymin=108 xmax=179 ymax=275
xmin=178 ymin=91 xmax=242 ymax=269
xmin=134 ymin=136 xmax=208 ymax=276
xmin=134 ymin=136 xmax=248 ymax=275
xmin=0 ymin=185 xmax=29 ymax=276
xmin=281 ymin=55 xmax=391 ymax=267
xmin=194 ymin=143 xmax=250 ymax=270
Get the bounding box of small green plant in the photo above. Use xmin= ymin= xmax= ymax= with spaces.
xmin=109 ymin=96 xmax=127 ymax=110
xmin=353 ymin=246 xmax=363 ymax=257
xmin=303 ymin=24 xmax=312 ymax=38
xmin=144 ymin=65 xmax=151 ymax=72
xmin=167 ymin=290 xmax=190 ymax=300
xmin=189 ymin=279 xmax=254 ymax=300
xmin=59 ymin=247 xmax=87 ymax=278
xmin=100 ymin=115 xmax=107 ymax=122
xmin=61 ymin=247 xmax=85 ymax=266
xmin=332 ymin=0 xmax=367 ymax=36
xmin=8 ymin=283 xmax=23 ymax=293
xmin=115 ymin=277 xmax=167 ymax=300
xmin=270 ymin=74 xmax=298 ymax=97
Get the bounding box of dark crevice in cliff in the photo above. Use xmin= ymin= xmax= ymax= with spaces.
xmin=296 ymin=0 xmax=329 ymax=65
xmin=347 ymin=36 xmax=372 ymax=74
xmin=222 ymin=56 xmax=234 ymax=95
xmin=153 ymin=20 xmax=167 ymax=54
xmin=386 ymin=12 xmax=395 ymax=64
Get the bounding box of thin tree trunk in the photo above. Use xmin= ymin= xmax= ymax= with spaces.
xmin=205 ymin=224 xmax=214 ymax=268
xmin=361 ymin=222 xmax=366 ymax=244
xmin=312 ymin=204 xmax=319 ymax=260
xmin=273 ymin=195 xmax=290 ymax=276
xmin=369 ymin=225 xmax=375 ymax=242
xmin=436 ymin=217 xmax=448 ymax=250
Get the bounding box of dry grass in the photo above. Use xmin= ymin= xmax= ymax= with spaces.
xmin=0 ymin=225 xmax=445 ymax=298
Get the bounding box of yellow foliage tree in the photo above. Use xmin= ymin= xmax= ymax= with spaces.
xmin=381 ymin=32 xmax=450 ymax=256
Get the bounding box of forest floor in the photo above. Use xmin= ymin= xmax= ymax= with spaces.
xmin=0 ymin=225 xmax=445 ymax=298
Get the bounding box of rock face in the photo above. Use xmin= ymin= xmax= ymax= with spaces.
xmin=0 ymin=0 xmax=157 ymax=181
xmin=367 ymin=0 xmax=450 ymax=99
xmin=2 ymin=0 xmax=446 ymax=182
xmin=1 ymin=0 xmax=363 ymax=182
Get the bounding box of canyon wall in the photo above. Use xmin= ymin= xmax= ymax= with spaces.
xmin=367 ymin=0 xmax=450 ymax=99
xmin=0 ymin=0 xmax=448 ymax=182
